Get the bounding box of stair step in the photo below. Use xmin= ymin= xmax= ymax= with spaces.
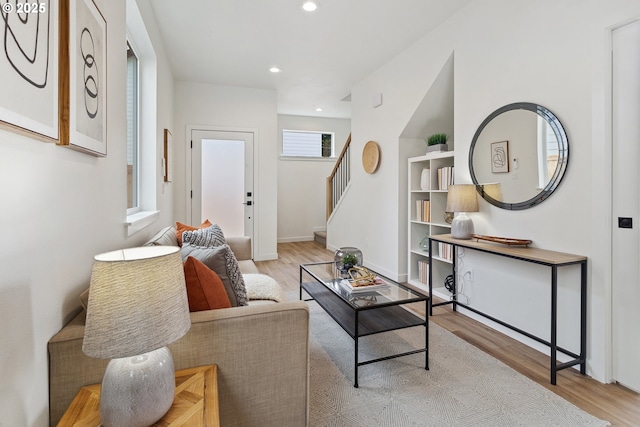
xmin=313 ymin=231 xmax=326 ymax=246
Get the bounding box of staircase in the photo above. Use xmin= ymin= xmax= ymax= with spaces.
xmin=319 ymin=133 xmax=351 ymax=246
xmin=313 ymin=230 xmax=326 ymax=246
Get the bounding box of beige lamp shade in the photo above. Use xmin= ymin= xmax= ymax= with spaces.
xmin=83 ymin=246 xmax=191 ymax=359
xmin=446 ymin=184 xmax=479 ymax=213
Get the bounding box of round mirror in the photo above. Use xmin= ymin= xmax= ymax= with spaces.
xmin=468 ymin=102 xmax=568 ymax=210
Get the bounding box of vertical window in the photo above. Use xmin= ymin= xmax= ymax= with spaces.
xmin=282 ymin=130 xmax=335 ymax=158
xmin=126 ymin=41 xmax=139 ymax=212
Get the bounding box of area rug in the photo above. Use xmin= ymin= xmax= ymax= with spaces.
xmin=306 ymin=302 xmax=610 ymax=427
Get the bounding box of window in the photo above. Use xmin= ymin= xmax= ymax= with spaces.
xmin=126 ymin=41 xmax=139 ymax=212
xmin=124 ymin=0 xmax=160 ymax=235
xmin=282 ymin=130 xmax=335 ymax=158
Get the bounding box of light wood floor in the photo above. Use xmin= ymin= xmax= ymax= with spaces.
xmin=256 ymin=241 xmax=640 ymax=426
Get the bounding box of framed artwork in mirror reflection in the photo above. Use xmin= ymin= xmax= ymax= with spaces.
xmin=491 ymin=140 xmax=509 ymax=173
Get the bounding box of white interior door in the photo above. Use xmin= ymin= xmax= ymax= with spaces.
xmin=611 ymin=19 xmax=640 ymax=392
xmin=191 ymin=130 xmax=254 ymax=246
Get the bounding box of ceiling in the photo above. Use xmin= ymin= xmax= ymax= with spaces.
xmin=149 ymin=0 xmax=472 ymax=119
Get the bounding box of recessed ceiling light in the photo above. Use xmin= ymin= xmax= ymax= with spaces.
xmin=302 ymin=1 xmax=317 ymax=12
xmin=269 ymin=67 xmax=281 ymax=73
xmin=315 ymin=107 xmax=323 ymax=112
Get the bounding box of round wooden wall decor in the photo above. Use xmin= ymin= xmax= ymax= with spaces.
xmin=362 ymin=141 xmax=380 ymax=174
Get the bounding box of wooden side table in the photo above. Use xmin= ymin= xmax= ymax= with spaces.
xmin=57 ymin=365 xmax=220 ymax=427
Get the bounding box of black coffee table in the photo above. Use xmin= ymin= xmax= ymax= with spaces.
xmin=300 ymin=262 xmax=429 ymax=387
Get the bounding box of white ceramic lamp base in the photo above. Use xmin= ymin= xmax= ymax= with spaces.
xmin=451 ymin=212 xmax=474 ymax=240
xmin=100 ymin=346 xmax=175 ymax=427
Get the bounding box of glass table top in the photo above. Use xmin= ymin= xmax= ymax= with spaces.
xmin=301 ymin=262 xmax=427 ymax=309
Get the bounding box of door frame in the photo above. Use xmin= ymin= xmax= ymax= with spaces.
xmin=608 ymin=17 xmax=640 ymax=389
xmin=185 ymin=124 xmax=259 ymax=256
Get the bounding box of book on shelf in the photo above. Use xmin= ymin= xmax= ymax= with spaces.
xmin=417 ymin=260 xmax=429 ymax=284
xmin=438 ymin=242 xmax=453 ymax=261
xmin=437 ymin=166 xmax=455 ymax=190
xmin=416 ymin=199 xmax=430 ymax=222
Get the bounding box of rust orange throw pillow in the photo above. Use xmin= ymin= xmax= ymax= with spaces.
xmin=183 ymin=256 xmax=231 ymax=312
xmin=176 ymin=219 xmax=212 ymax=246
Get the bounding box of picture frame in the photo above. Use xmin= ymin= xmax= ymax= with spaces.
xmin=58 ymin=0 xmax=107 ymax=156
xmin=491 ymin=140 xmax=509 ymax=173
xmin=164 ymin=129 xmax=173 ymax=182
xmin=0 ymin=0 xmax=59 ymax=142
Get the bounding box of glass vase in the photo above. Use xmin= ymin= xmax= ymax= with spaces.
xmin=419 ymin=235 xmax=430 ymax=253
xmin=334 ymin=247 xmax=363 ymax=273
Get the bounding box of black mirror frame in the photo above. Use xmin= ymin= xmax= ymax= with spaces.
xmin=469 ymin=102 xmax=569 ymax=210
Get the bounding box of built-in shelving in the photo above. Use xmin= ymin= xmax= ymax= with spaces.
xmin=407 ymin=151 xmax=454 ymax=298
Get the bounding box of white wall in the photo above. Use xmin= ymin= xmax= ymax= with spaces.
xmin=0 ymin=1 xmax=176 ymax=425
xmin=277 ymin=115 xmax=350 ymax=242
xmin=328 ymin=0 xmax=640 ymax=383
xmin=173 ymin=82 xmax=278 ymax=260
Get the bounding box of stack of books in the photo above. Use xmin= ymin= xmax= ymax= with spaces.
xmin=417 ymin=260 xmax=429 ymax=284
xmin=437 ymin=166 xmax=454 ymax=190
xmin=438 ymin=242 xmax=453 ymax=261
xmin=416 ymin=199 xmax=430 ymax=222
xmin=339 ymin=278 xmax=389 ymax=293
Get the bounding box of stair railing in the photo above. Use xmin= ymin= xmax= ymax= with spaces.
xmin=326 ymin=133 xmax=351 ymax=220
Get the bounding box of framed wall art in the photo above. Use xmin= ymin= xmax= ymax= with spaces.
xmin=491 ymin=140 xmax=509 ymax=173
xmin=164 ymin=129 xmax=173 ymax=182
xmin=0 ymin=0 xmax=59 ymax=142
xmin=59 ymin=0 xmax=107 ymax=156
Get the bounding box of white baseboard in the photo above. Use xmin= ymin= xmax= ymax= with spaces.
xmin=255 ymin=252 xmax=278 ymax=261
xmin=277 ymin=236 xmax=314 ymax=243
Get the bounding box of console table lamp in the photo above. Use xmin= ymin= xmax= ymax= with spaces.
xmin=446 ymin=184 xmax=479 ymax=239
xmin=83 ymin=246 xmax=191 ymax=427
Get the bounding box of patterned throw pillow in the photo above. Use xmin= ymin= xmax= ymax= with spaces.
xmin=180 ymin=243 xmax=248 ymax=306
xmin=182 ymin=224 xmax=226 ymax=248
xmin=175 ymin=220 xmax=212 ymax=246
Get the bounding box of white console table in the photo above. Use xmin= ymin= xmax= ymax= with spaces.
xmin=428 ymin=234 xmax=587 ymax=385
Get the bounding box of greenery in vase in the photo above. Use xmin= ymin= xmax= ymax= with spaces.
xmin=426 ymin=133 xmax=448 ymax=146
xmin=341 ymin=253 xmax=359 ymax=267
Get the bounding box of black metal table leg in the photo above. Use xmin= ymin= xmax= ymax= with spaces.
xmin=580 ymin=261 xmax=587 ymax=375
xmin=354 ymin=310 xmax=359 ymax=388
xmin=452 ymin=246 xmax=457 ymax=312
xmin=425 ymin=298 xmax=429 ymax=370
xmin=428 ymin=238 xmax=433 ymax=316
xmin=551 ymin=265 xmax=558 ymax=385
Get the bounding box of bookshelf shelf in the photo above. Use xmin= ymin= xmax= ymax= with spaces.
xmin=407 ymin=152 xmax=454 ymax=293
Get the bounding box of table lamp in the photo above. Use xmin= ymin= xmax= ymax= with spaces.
xmin=83 ymin=246 xmax=191 ymax=427
xmin=446 ymin=184 xmax=479 ymax=239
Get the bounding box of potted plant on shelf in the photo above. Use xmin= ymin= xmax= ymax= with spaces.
xmin=426 ymin=133 xmax=448 ymax=153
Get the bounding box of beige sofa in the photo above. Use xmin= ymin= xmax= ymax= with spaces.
xmin=48 ymin=227 xmax=309 ymax=426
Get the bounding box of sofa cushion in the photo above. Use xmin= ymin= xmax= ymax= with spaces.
xmin=181 ymin=243 xmax=248 ymax=306
xmin=175 ymin=220 xmax=212 ymax=246
xmin=145 ymin=226 xmax=179 ymax=247
xmin=237 ymin=259 xmax=260 ymax=274
xmin=183 ymin=256 xmax=231 ymax=311
xmin=244 ymin=274 xmax=286 ymax=303
xmin=182 ymin=224 xmax=226 ymax=248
